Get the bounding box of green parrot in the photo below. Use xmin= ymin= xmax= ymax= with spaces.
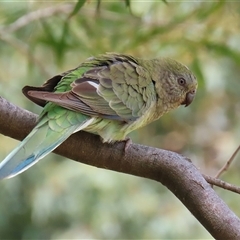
xmin=0 ymin=53 xmax=197 ymax=179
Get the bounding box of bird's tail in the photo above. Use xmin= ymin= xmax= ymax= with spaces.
xmin=0 ymin=117 xmax=93 ymax=180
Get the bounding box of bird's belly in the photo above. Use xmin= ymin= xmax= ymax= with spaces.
xmin=84 ymin=105 xmax=162 ymax=143
xmin=84 ymin=118 xmax=127 ymax=143
xmin=123 ymin=107 xmax=162 ymax=134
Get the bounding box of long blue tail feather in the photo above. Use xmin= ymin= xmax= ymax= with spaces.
xmin=0 ymin=118 xmax=93 ymax=180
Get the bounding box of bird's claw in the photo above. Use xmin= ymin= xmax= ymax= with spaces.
xmin=123 ymin=137 xmax=132 ymax=152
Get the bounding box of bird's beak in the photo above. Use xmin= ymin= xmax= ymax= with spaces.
xmin=181 ymin=90 xmax=196 ymax=107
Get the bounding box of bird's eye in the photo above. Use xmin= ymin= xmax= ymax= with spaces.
xmin=177 ymin=78 xmax=186 ymax=86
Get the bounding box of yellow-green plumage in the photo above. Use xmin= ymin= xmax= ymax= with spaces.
xmin=0 ymin=53 xmax=197 ymax=179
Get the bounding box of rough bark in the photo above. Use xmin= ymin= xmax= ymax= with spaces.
xmin=0 ymin=96 xmax=240 ymax=239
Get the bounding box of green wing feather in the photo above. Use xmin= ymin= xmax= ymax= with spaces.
xmin=26 ymin=53 xmax=156 ymax=122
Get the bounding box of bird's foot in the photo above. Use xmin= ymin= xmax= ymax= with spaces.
xmin=123 ymin=137 xmax=132 ymax=152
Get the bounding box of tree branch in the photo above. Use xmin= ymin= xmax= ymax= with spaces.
xmin=0 ymin=96 xmax=240 ymax=239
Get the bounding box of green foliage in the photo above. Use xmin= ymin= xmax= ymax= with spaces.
xmin=68 ymin=0 xmax=87 ymax=19
xmin=0 ymin=1 xmax=239 ymax=239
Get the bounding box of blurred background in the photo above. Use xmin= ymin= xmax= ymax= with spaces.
xmin=0 ymin=1 xmax=239 ymax=239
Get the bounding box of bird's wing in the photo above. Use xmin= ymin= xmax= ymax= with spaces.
xmin=24 ymin=54 xmax=156 ymax=122
xmin=22 ymin=69 xmax=73 ymax=107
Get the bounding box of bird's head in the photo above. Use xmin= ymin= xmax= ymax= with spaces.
xmin=150 ymin=58 xmax=197 ymax=111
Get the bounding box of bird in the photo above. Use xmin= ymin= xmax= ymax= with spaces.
xmin=0 ymin=53 xmax=197 ymax=180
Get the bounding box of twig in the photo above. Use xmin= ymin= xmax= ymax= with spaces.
xmin=3 ymin=4 xmax=73 ymax=34
xmin=215 ymin=145 xmax=240 ymax=179
xmin=0 ymin=5 xmax=74 ymax=78
xmin=1 ymin=4 xmax=128 ymax=35
xmin=0 ymin=32 xmax=51 ymax=78
xmin=0 ymin=3 xmax=136 ymax=77
xmin=203 ymin=174 xmax=240 ymax=195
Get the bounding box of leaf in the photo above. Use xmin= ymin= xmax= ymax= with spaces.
xmin=123 ymin=0 xmax=132 ymax=14
xmin=68 ymin=0 xmax=87 ymax=19
xmin=96 ymin=0 xmax=101 ymax=13
xmin=191 ymin=58 xmax=205 ymax=89
xmin=39 ymin=21 xmax=71 ymax=65
xmin=161 ymin=0 xmax=168 ymax=4
xmin=124 ymin=0 xmax=130 ymax=8
xmin=203 ymin=41 xmax=240 ymax=63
